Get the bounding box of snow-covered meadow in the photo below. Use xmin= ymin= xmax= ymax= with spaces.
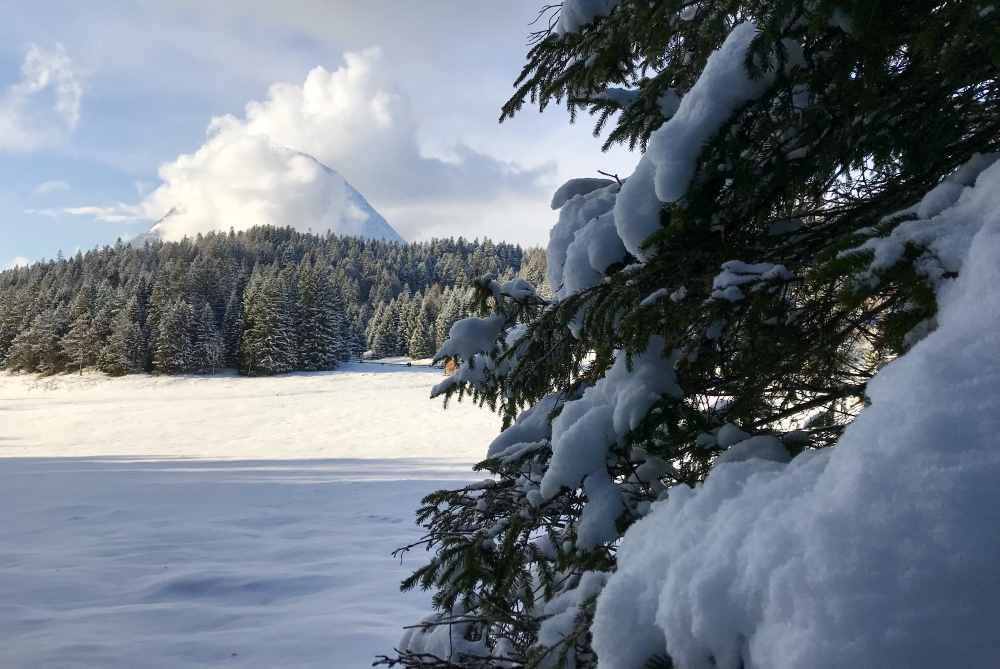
xmin=0 ymin=364 xmax=497 ymax=667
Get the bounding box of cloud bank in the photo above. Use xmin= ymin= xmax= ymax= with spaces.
xmin=128 ymin=47 xmax=551 ymax=243
xmin=0 ymin=44 xmax=83 ymax=151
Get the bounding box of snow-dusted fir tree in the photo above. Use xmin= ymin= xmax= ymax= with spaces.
xmin=329 ymin=287 xmax=352 ymax=361
xmin=296 ymin=257 xmax=342 ymax=370
xmin=7 ymin=307 xmax=67 ymax=374
xmin=193 ymin=303 xmax=223 ymax=374
xmin=368 ymin=298 xmax=401 ymax=358
xmin=240 ymin=266 xmax=297 ymax=375
xmin=153 ymin=299 xmax=194 ymax=374
xmin=60 ymin=282 xmax=96 ymax=374
xmin=101 ymin=291 xmax=147 ymax=376
xmin=408 ymin=299 xmax=437 ymax=359
xmin=433 ymin=287 xmax=466 ymax=351
xmin=381 ymin=2 xmax=1000 ymax=668
xmin=222 ymin=287 xmax=244 ymax=368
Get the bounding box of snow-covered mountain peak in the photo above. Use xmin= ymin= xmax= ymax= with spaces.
xmin=138 ymin=142 xmax=403 ymax=244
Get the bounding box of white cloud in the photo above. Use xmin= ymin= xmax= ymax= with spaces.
xmin=32 ymin=179 xmax=71 ymax=196
xmin=25 ymin=203 xmax=144 ymax=224
xmin=0 ymin=44 xmax=83 ymax=152
xmin=3 ymin=256 xmax=31 ymax=270
xmin=46 ymin=47 xmax=552 ymax=244
xmin=139 ymin=47 xmax=550 ymax=243
xmin=141 ymin=136 xmax=392 ymax=241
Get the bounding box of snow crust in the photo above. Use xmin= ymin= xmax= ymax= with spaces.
xmin=0 ymin=458 xmax=471 ymax=669
xmin=592 ymin=157 xmax=1000 ymax=669
xmin=614 ymin=22 xmax=773 ymax=260
xmin=0 ymin=365 xmax=499 ymax=667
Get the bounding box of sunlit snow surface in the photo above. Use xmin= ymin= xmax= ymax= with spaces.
xmin=0 ymin=364 xmax=495 ymax=667
xmin=0 ymin=363 xmax=496 ymax=460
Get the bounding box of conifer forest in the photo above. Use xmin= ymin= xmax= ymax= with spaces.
xmin=0 ymin=228 xmax=544 ymax=376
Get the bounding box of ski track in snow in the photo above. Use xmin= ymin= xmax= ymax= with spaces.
xmin=0 ymin=364 xmax=495 ymax=667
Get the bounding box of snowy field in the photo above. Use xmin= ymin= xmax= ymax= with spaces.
xmin=0 ymin=362 xmax=497 ymax=460
xmin=0 ymin=365 xmax=497 ymax=668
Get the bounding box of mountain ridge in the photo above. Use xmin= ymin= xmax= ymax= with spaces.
xmin=135 ymin=149 xmax=403 ymax=245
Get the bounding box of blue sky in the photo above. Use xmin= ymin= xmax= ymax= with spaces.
xmin=0 ymin=1 xmax=635 ymax=267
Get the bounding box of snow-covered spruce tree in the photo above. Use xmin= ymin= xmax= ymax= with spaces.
xmin=380 ymin=2 xmax=1000 ymax=668
xmin=239 ymin=266 xmax=297 ymax=375
xmin=100 ymin=291 xmax=148 ymax=376
xmin=59 ymin=280 xmax=97 ymax=373
xmin=408 ymin=299 xmax=437 ymax=359
xmin=7 ymin=307 xmax=68 ymax=374
xmin=153 ymin=298 xmax=194 ymax=374
xmin=193 ymin=303 xmax=223 ymax=374
xmin=297 ymin=257 xmax=341 ymax=371
xmin=222 ymin=287 xmax=244 ymax=368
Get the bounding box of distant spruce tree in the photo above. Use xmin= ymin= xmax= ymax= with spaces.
xmin=240 ymin=267 xmax=296 ymax=375
xmin=8 ymin=308 xmax=67 ymax=374
xmin=296 ymin=257 xmax=342 ymax=371
xmin=101 ymin=292 xmax=148 ymax=376
xmin=222 ymin=288 xmax=244 ymax=368
xmin=433 ymin=287 xmax=466 ymax=352
xmin=153 ymin=299 xmax=194 ymax=374
xmin=193 ymin=303 xmax=223 ymax=374
xmin=407 ymin=298 xmax=437 ymax=359
xmin=61 ymin=282 xmax=96 ymax=374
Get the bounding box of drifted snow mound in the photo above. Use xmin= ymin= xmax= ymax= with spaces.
xmin=592 ymin=162 xmax=1000 ymax=668
xmin=142 ymin=136 xmax=402 ymax=243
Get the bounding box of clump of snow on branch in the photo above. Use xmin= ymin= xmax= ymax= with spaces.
xmin=537 ymin=571 xmax=609 ymax=659
xmin=399 ymin=605 xmax=487 ymax=664
xmin=614 ymin=22 xmax=780 ymax=260
xmin=550 ymin=178 xmax=615 ymax=210
xmin=488 ymin=277 xmax=538 ymax=302
xmin=540 ymin=336 xmax=681 ymax=547
xmin=843 ymin=152 xmax=1000 ymax=287
xmin=431 ymin=317 xmax=528 ymax=398
xmin=711 ymin=260 xmax=793 ymax=302
xmin=487 ymin=394 xmax=561 ymax=459
xmin=547 ymin=180 xmax=624 ymax=298
xmin=592 ymin=159 xmax=1000 ymax=669
xmin=715 ymin=435 xmax=789 ymax=465
xmin=554 ymin=0 xmax=620 ymax=35
xmin=434 ymin=315 xmax=506 ymax=363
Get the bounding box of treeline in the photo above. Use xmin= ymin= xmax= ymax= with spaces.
xmin=0 ymin=226 xmax=545 ymax=376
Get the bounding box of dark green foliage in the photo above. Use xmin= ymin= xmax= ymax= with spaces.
xmin=154 ymin=298 xmax=194 ymax=373
xmin=240 ymin=267 xmax=297 ymax=376
xmin=0 ymin=227 xmax=535 ymax=376
xmin=385 ymin=1 xmax=1000 ymax=667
